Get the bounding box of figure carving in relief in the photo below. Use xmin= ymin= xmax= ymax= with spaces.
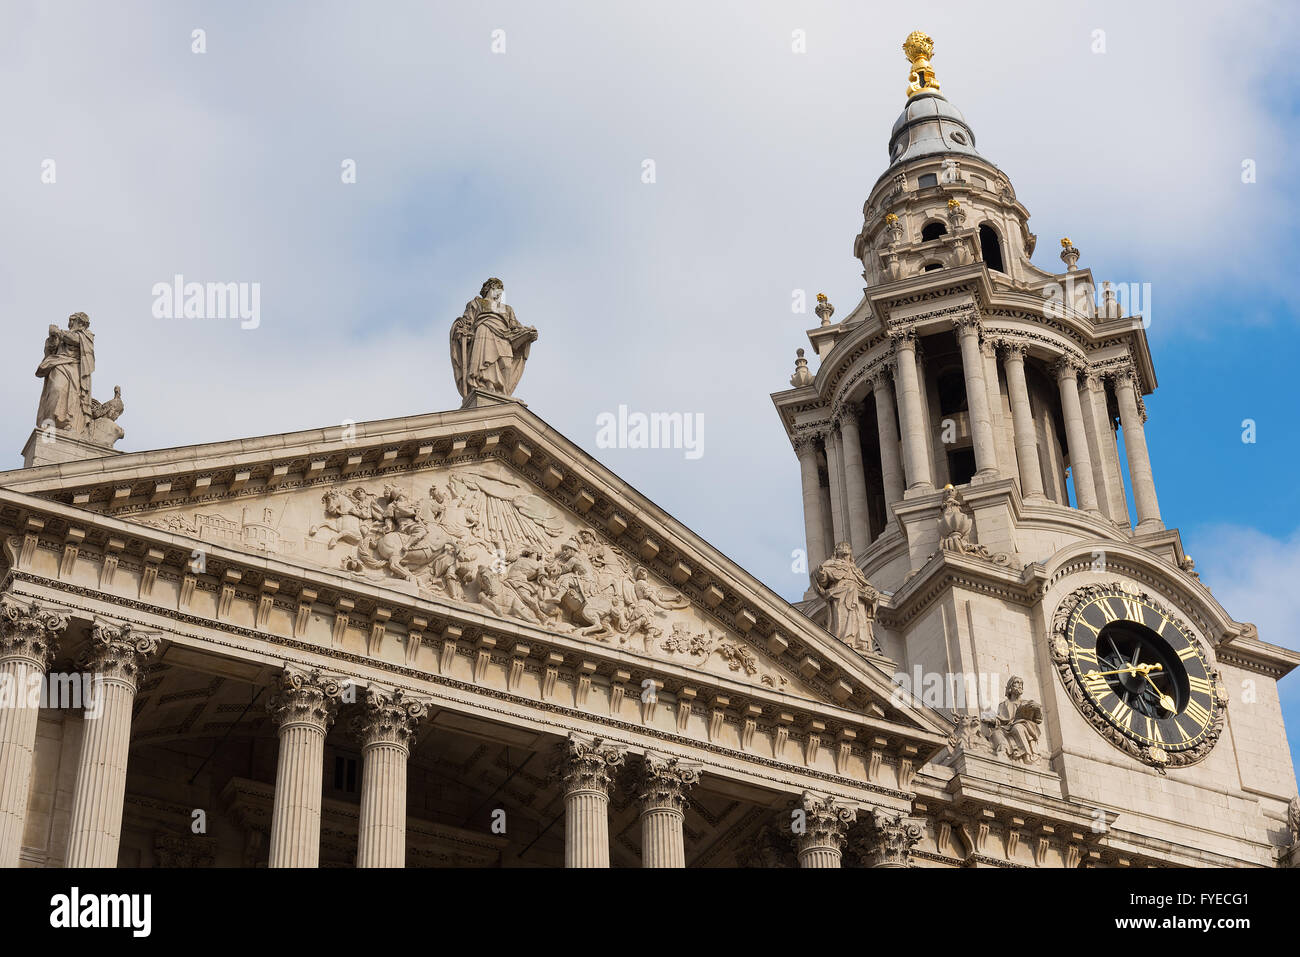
xmin=813 ymin=541 xmax=881 ymax=654
xmin=450 ymin=278 xmax=538 ymax=399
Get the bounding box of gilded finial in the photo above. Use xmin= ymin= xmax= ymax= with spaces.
xmin=904 ymin=30 xmax=940 ymax=98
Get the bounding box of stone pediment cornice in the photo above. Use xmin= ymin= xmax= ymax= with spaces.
xmin=0 ymin=411 xmax=954 ymax=747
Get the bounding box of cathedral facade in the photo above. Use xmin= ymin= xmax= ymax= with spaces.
xmin=0 ymin=32 xmax=1295 ymax=869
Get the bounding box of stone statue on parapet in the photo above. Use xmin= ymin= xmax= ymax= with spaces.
xmin=33 ymin=312 xmax=125 ymax=449
xmin=450 ymin=278 xmax=538 ymax=399
xmin=814 ymin=541 xmax=881 ymax=655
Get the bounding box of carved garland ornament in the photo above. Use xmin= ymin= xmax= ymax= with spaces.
xmin=1049 ymin=582 xmax=1226 ymax=771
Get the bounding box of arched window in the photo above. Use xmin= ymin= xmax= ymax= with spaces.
xmin=921 ymin=221 xmax=947 ymax=242
xmin=979 ymin=223 xmax=1005 ymax=272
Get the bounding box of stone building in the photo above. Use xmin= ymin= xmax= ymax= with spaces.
xmin=0 ymin=32 xmax=1296 ymax=869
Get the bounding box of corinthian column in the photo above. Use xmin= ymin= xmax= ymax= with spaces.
xmin=353 ymin=688 xmax=426 ymax=868
xmin=836 ymin=404 xmax=872 ymax=555
xmin=636 ymin=753 xmax=701 ymax=868
xmin=1112 ymin=366 xmax=1163 ymax=532
xmin=552 ymin=733 xmax=626 ymax=868
xmin=0 ymin=598 xmax=69 ymax=868
xmin=1053 ymin=357 xmax=1100 ymax=512
xmin=1000 ymin=342 xmax=1045 ymax=500
xmin=794 ymin=433 xmax=830 ymax=572
xmin=890 ymin=331 xmax=934 ymax=493
xmin=952 ymin=313 xmax=998 ymax=479
xmin=870 ymin=366 xmax=906 ymax=511
xmin=857 ymin=809 xmax=923 ymax=868
xmin=795 ymin=791 xmax=857 ymax=868
xmin=65 ymin=621 xmax=160 ymax=868
xmin=267 ymin=668 xmax=343 ymax=868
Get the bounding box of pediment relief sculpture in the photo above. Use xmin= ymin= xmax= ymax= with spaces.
xmin=136 ymin=461 xmax=807 ymax=694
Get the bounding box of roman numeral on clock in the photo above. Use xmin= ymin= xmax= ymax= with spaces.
xmin=1183 ymin=698 xmax=1211 ymax=727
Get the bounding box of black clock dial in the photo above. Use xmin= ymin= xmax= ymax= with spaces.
xmin=1065 ymin=588 xmax=1218 ymax=752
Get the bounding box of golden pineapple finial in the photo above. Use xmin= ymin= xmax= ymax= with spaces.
xmin=904 ymin=30 xmax=940 ymax=99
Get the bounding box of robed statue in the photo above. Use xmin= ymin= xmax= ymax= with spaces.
xmin=814 ymin=541 xmax=881 ymax=654
xmin=33 ymin=312 xmax=125 ymax=449
xmin=450 ymin=278 xmax=538 ymax=399
xmin=36 ymin=312 xmax=96 ymax=434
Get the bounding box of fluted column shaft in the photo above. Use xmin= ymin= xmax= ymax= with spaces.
xmin=870 ymin=369 xmax=906 ymax=512
xmin=267 ymin=669 xmax=342 ymax=868
xmin=1080 ymin=375 xmax=1131 ymax=524
xmin=1054 ymin=359 xmax=1100 ymax=512
xmin=0 ymin=600 xmax=69 ymax=868
xmin=954 ymin=317 xmax=998 ymax=479
xmin=1113 ymin=369 xmax=1163 ymax=532
xmin=891 ymin=334 xmax=933 ymax=492
xmin=796 ymin=791 xmax=856 ymax=869
xmin=795 ymin=435 xmax=830 ymax=572
xmin=824 ymin=429 xmax=847 ymax=544
xmin=836 ymin=406 xmax=872 ymax=555
xmin=553 ymin=734 xmax=625 ymax=868
xmin=66 ymin=622 xmax=159 ymax=868
xmin=637 ymin=753 xmax=700 ymax=868
xmin=354 ymin=689 xmax=426 ymax=868
xmin=1001 ymin=343 xmax=1045 ymax=499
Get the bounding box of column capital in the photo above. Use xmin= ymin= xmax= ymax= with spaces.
xmin=888 ymin=326 xmax=919 ymax=348
xmin=79 ymin=619 xmax=160 ymax=689
xmin=999 ymin=339 xmax=1029 ymax=362
xmin=950 ymin=309 xmax=982 ymax=335
xmin=0 ymin=596 xmax=69 ymax=668
xmin=856 ymin=808 xmax=924 ymax=868
xmin=832 ymin=401 xmax=861 ymax=428
xmin=868 ymin=359 xmax=896 ymax=386
xmin=791 ymin=427 xmax=826 ymax=456
xmin=552 ymin=733 xmax=626 ymax=797
xmin=352 ymin=687 xmax=428 ymax=751
xmin=268 ymin=667 xmax=344 ymax=734
xmin=637 ymin=752 xmax=702 ymax=814
xmin=1052 ymin=355 xmax=1086 ymax=383
xmin=796 ymin=791 xmax=858 ymax=856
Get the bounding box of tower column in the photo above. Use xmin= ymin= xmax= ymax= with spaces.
xmin=836 ymin=404 xmax=873 ymax=555
xmin=1113 ymin=367 xmax=1163 ymax=532
xmin=890 ymin=332 xmax=934 ymax=493
xmin=1054 ymin=358 xmax=1100 ymax=512
xmin=353 ymin=689 xmax=426 ymax=868
xmin=66 ymin=622 xmax=160 ymax=868
xmin=636 ymin=753 xmax=701 ymax=868
xmin=953 ymin=313 xmax=999 ymax=479
xmin=824 ymin=428 xmax=848 ymax=543
xmin=869 ymin=366 xmax=906 ymax=516
xmin=794 ymin=433 xmax=830 ymax=572
xmin=267 ymin=668 xmax=343 ymax=868
xmin=796 ymin=792 xmax=857 ymax=868
xmin=0 ymin=599 xmax=69 ymax=868
xmin=553 ymin=733 xmax=625 ymax=868
xmin=1000 ymin=342 xmax=1045 ymax=500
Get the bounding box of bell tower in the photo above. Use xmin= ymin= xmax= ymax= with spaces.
xmin=773 ymin=32 xmax=1299 ymax=867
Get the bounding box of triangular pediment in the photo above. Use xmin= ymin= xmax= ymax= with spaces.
xmin=0 ymin=397 xmax=951 ymax=738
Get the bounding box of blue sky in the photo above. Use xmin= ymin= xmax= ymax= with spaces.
xmin=1 ymin=1 xmax=1297 ymax=775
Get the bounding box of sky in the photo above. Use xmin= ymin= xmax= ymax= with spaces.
xmin=1 ymin=1 xmax=1298 ymax=773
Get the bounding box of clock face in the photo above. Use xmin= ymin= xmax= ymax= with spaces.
xmin=1051 ymin=583 xmax=1224 ymax=769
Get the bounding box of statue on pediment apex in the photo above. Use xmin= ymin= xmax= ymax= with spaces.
xmin=450 ymin=278 xmax=538 ymax=399
xmin=814 ymin=541 xmax=880 ymax=654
